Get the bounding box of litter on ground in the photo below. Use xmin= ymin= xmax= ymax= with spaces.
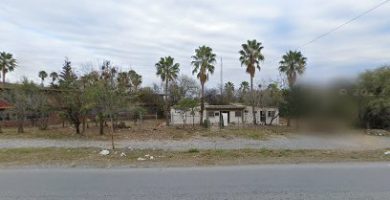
xmin=99 ymin=149 xmax=110 ymax=156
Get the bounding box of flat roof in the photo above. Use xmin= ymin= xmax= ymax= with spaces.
xmin=205 ymin=105 xmax=246 ymax=110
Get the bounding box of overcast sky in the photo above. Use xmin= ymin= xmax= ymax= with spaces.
xmin=0 ymin=0 xmax=389 ymax=88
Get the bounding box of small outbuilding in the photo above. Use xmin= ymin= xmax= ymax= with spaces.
xmin=0 ymin=100 xmax=13 ymax=121
xmin=170 ymin=104 xmax=279 ymax=126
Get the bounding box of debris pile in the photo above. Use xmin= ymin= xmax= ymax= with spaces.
xmin=137 ymin=154 xmax=155 ymax=161
xmin=98 ymin=149 xmax=110 ymax=156
xmin=366 ymin=129 xmax=389 ymax=136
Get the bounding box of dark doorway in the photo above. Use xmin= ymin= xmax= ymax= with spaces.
xmin=260 ymin=111 xmax=266 ymax=123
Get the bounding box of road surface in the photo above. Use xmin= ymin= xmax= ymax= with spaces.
xmin=1 ymin=163 xmax=390 ymax=199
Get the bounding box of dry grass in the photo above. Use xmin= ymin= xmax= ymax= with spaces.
xmin=0 ymin=147 xmax=388 ymax=168
xmin=0 ymin=120 xmax=296 ymax=141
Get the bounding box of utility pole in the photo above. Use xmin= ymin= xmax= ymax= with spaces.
xmin=220 ymin=57 xmax=223 ymax=97
xmin=219 ymin=57 xmax=223 ymax=129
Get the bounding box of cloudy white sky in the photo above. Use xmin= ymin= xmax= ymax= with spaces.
xmin=0 ymin=0 xmax=389 ymax=87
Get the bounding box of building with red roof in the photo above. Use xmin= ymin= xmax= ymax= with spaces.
xmin=0 ymin=100 xmax=13 ymax=111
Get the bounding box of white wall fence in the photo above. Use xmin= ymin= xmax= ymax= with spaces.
xmin=171 ymin=113 xmax=201 ymax=125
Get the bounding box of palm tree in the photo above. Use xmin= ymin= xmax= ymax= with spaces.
xmin=224 ymin=81 xmax=235 ymax=103
xmin=155 ymin=56 xmax=180 ymax=126
xmin=191 ymin=45 xmax=216 ymax=124
xmin=239 ymin=40 xmax=264 ymax=124
xmin=239 ymin=81 xmax=249 ymax=93
xmin=38 ymin=70 xmax=48 ymax=86
xmin=225 ymin=81 xmax=234 ymax=88
xmin=238 ymin=81 xmax=250 ymax=102
xmin=0 ymin=52 xmax=17 ymax=86
xmin=117 ymin=72 xmax=130 ymax=91
xmin=279 ymin=50 xmax=307 ymax=88
xmin=279 ymin=50 xmax=307 ymax=127
xmin=128 ymin=70 xmax=142 ymax=91
xmin=49 ymin=72 xmax=59 ymax=85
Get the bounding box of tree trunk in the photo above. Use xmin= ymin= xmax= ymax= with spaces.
xmin=287 ymin=118 xmax=291 ymax=127
xmin=200 ymin=83 xmax=204 ymax=125
xmin=109 ymin=114 xmax=115 ymax=150
xmin=18 ymin=118 xmax=24 ymax=133
xmin=268 ymin=114 xmax=279 ymax=126
xmin=366 ymin=121 xmax=370 ymax=129
xmin=165 ymin=79 xmax=170 ymax=126
xmin=75 ymin=123 xmax=80 ymax=134
xmin=2 ymin=71 xmax=5 ymax=86
xmin=250 ymin=76 xmax=256 ymax=125
xmin=82 ymin=115 xmax=86 ymax=133
xmin=192 ymin=113 xmax=195 ymax=127
xmin=0 ymin=112 xmax=3 ymax=133
xmin=39 ymin=114 xmax=48 ymax=130
xmin=99 ymin=114 xmax=104 ymax=135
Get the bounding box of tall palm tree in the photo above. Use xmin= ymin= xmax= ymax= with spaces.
xmin=49 ymin=72 xmax=59 ymax=85
xmin=38 ymin=70 xmax=48 ymax=86
xmin=0 ymin=52 xmax=17 ymax=86
xmin=155 ymin=56 xmax=180 ymax=126
xmin=279 ymin=50 xmax=306 ymax=127
xmin=279 ymin=50 xmax=307 ymax=88
xmin=239 ymin=40 xmax=264 ymax=125
xmin=191 ymin=45 xmax=216 ymax=124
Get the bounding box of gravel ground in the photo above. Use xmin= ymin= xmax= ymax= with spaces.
xmin=0 ymin=134 xmax=389 ymax=150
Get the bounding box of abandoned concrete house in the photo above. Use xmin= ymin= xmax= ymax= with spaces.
xmin=170 ymin=104 xmax=279 ymax=126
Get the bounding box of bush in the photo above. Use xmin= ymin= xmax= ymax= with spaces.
xmin=203 ymin=119 xmax=210 ymax=128
xmin=188 ymin=148 xmax=200 ymax=153
xmin=115 ymin=121 xmax=128 ymax=129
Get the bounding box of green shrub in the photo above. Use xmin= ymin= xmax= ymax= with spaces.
xmin=188 ymin=148 xmax=200 ymax=153
xmin=203 ymin=119 xmax=210 ymax=128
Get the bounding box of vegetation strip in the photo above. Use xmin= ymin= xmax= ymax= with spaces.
xmin=0 ymin=148 xmax=389 ymax=168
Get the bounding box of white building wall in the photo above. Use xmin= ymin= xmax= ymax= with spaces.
xmin=204 ymin=111 xmax=218 ymax=125
xmin=203 ymin=110 xmax=244 ymax=126
xmin=170 ymin=108 xmax=200 ymax=125
xmin=171 ymin=106 xmax=279 ymax=126
xmin=229 ymin=110 xmax=243 ymax=125
xmin=244 ymin=107 xmax=279 ymax=125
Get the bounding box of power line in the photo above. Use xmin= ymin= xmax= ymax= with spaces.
xmin=300 ymin=0 xmax=390 ymax=48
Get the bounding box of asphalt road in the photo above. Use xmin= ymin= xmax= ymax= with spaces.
xmin=1 ymin=163 xmax=390 ymax=200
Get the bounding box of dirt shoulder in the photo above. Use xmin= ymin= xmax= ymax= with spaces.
xmin=1 ymin=133 xmax=389 ymax=150
xmin=1 ymin=147 xmax=389 ymax=168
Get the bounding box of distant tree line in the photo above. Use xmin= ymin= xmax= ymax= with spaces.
xmin=0 ymin=44 xmax=389 ymax=139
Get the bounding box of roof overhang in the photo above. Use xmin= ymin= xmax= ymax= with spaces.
xmin=205 ymin=105 xmax=246 ymax=110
